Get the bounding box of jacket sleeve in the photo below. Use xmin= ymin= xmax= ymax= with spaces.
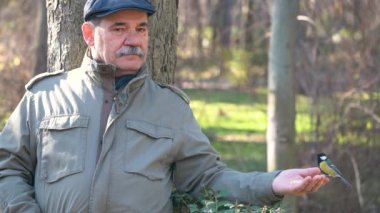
xmin=173 ymin=105 xmax=283 ymax=206
xmin=0 ymin=92 xmax=41 ymax=212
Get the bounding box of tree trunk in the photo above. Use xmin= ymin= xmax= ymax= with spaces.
xmin=267 ymin=0 xmax=299 ymax=211
xmin=267 ymin=0 xmax=298 ymax=171
xmin=148 ymin=0 xmax=178 ymax=84
xmin=210 ymin=0 xmax=234 ymax=77
xmin=192 ymin=0 xmax=204 ymax=58
xmin=244 ymin=0 xmax=255 ymax=50
xmin=46 ymin=0 xmax=87 ymax=72
xmin=33 ymin=0 xmax=48 ymax=76
xmin=210 ymin=1 xmax=220 ymax=58
xmin=220 ymin=0 xmax=233 ymax=48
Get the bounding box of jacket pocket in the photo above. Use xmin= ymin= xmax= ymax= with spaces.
xmin=124 ymin=120 xmax=173 ymax=181
xmin=39 ymin=114 xmax=89 ymax=183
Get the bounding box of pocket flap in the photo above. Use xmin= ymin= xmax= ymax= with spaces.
xmin=126 ymin=171 xmax=165 ymax=181
xmin=126 ymin=120 xmax=173 ymax=139
xmin=40 ymin=115 xmax=89 ymax=130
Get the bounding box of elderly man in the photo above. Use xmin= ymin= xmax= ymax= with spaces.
xmin=0 ymin=0 xmax=328 ymax=212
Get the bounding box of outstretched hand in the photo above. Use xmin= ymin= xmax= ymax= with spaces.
xmin=272 ymin=167 xmax=329 ymax=196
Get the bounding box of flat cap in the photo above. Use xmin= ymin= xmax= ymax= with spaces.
xmin=84 ymin=0 xmax=155 ymax=21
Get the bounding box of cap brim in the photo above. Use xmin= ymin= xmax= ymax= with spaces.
xmin=86 ymin=7 xmax=155 ymax=21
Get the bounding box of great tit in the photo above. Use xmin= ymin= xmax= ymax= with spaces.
xmin=317 ymin=153 xmax=351 ymax=188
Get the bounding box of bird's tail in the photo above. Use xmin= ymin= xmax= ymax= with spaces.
xmin=338 ymin=175 xmax=352 ymax=188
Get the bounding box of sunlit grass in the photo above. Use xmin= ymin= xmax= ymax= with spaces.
xmin=185 ymin=89 xmax=268 ymax=171
xmin=186 ymin=88 xmax=315 ymax=139
xmin=211 ymin=142 xmax=267 ymax=172
xmin=185 ymin=88 xmax=318 ymax=171
xmin=190 ymin=101 xmax=267 ymax=136
xmin=185 ymin=89 xmax=267 ymax=135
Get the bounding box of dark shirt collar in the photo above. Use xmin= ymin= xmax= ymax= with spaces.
xmin=81 ymin=50 xmax=149 ymax=93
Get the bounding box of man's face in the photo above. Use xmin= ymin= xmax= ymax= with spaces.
xmin=89 ymin=10 xmax=149 ymax=75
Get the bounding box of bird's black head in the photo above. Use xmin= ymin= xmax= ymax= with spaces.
xmin=317 ymin=153 xmax=327 ymax=164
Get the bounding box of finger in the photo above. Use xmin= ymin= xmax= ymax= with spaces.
xmin=305 ymin=176 xmax=321 ymax=192
xmin=324 ymin=176 xmax=330 ymax=184
xmin=294 ymin=176 xmax=312 ymax=194
xmin=309 ymin=177 xmax=325 ymax=192
xmin=311 ymin=175 xmax=330 ymax=192
xmin=298 ymin=167 xmax=322 ymax=177
xmin=321 ymin=176 xmax=330 ymax=186
xmin=315 ymin=175 xmax=329 ymax=185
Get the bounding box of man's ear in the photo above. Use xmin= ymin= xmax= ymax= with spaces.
xmin=82 ymin=22 xmax=95 ymax=46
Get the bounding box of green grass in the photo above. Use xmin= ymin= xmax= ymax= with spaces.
xmin=185 ymin=89 xmax=267 ymax=137
xmin=184 ymin=88 xmax=325 ymax=172
xmin=186 ymin=88 xmax=317 ymax=138
xmin=211 ymin=141 xmax=267 ymax=172
xmin=185 ymin=89 xmax=269 ymax=172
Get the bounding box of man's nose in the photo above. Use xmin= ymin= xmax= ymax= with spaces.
xmin=123 ymin=31 xmax=143 ymax=45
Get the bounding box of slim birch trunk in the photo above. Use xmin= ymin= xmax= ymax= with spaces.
xmin=267 ymin=0 xmax=299 ymax=211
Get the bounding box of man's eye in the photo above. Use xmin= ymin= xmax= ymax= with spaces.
xmin=113 ymin=28 xmax=125 ymax=32
xmin=136 ymin=27 xmax=147 ymax=33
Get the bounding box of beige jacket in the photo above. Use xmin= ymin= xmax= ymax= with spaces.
xmin=0 ymin=55 xmax=282 ymax=213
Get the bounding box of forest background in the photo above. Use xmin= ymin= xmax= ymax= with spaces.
xmin=0 ymin=0 xmax=379 ymax=212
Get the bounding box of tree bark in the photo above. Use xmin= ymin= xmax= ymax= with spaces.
xmin=148 ymin=0 xmax=178 ymax=84
xmin=46 ymin=0 xmax=87 ymax=72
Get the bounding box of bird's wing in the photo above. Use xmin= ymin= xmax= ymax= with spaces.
xmin=326 ymin=159 xmax=345 ymax=177
xmin=326 ymin=159 xmax=352 ymax=188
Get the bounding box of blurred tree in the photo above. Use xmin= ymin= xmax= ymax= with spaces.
xmin=191 ymin=0 xmax=204 ymax=58
xmin=266 ymin=0 xmax=299 ymax=211
xmin=176 ymin=1 xmax=271 ymax=86
xmin=244 ymin=0 xmax=255 ymax=51
xmin=212 ymin=0 xmax=235 ymax=76
xmin=219 ymin=0 xmax=233 ymax=48
xmin=33 ymin=0 xmax=47 ymax=76
xmin=0 ymin=0 xmax=38 ymax=114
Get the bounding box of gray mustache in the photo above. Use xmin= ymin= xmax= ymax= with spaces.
xmin=116 ymin=46 xmax=145 ymax=58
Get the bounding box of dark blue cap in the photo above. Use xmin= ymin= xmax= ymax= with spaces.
xmin=84 ymin=0 xmax=155 ymax=21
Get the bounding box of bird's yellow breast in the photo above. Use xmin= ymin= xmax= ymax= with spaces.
xmin=320 ymin=161 xmax=337 ymax=177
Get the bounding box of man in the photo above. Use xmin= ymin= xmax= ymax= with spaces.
xmin=0 ymin=0 xmax=328 ymax=212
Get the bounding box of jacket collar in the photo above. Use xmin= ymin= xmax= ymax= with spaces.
xmin=80 ymin=51 xmax=149 ymax=94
